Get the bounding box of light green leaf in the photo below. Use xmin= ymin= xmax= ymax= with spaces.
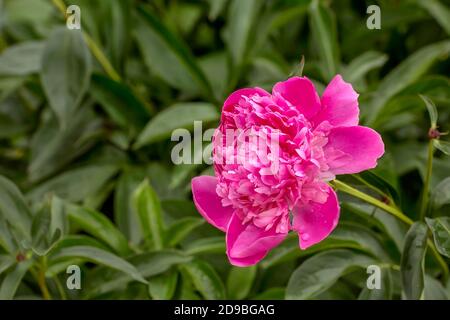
xmin=227 ymin=265 xmax=257 ymax=300
xmin=433 ymin=140 xmax=450 ymax=155
xmin=0 ymin=41 xmax=44 ymax=76
xmin=134 ymin=102 xmax=218 ymax=148
xmin=342 ymin=51 xmax=388 ymax=83
xmin=424 ymin=274 xmax=449 ymax=300
xmin=40 ymin=27 xmax=92 ymax=128
xmin=401 ymin=222 xmax=428 ymax=300
xmin=286 ymin=249 xmax=374 ymax=299
xmin=0 ymin=175 xmax=32 ymax=241
xmin=51 ymin=245 xmax=147 ymax=284
xmin=133 ymin=180 xmax=165 ymax=250
xmin=165 ymin=217 xmax=204 ymax=247
xmin=66 ymin=203 xmax=130 ymax=255
xmin=425 ymin=217 xmax=450 ymax=258
xmin=182 ymin=259 xmax=226 ymax=300
xmin=308 ymin=0 xmax=339 ymax=80
xmin=420 ymin=95 xmax=438 ymax=128
xmin=0 ymin=260 xmax=33 ymax=300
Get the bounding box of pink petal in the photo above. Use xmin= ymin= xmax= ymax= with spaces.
xmin=222 ymin=87 xmax=270 ymax=114
xmin=314 ymin=75 xmax=359 ymax=127
xmin=324 ymin=126 xmax=384 ymax=175
xmin=191 ymin=176 xmax=233 ymax=232
xmin=272 ymin=76 xmax=321 ymax=119
xmin=293 ymin=185 xmax=340 ymax=249
xmin=226 ymin=214 xmax=287 ymax=267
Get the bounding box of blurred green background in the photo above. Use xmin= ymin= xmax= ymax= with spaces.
xmin=0 ymin=0 xmax=449 ymax=300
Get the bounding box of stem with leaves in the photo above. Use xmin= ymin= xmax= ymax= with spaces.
xmin=331 ymin=179 xmax=449 ymax=282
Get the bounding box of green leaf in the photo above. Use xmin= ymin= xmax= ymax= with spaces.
xmin=133 ymin=180 xmax=165 ymax=250
xmin=416 ymin=0 xmax=450 ymax=35
xmin=401 ymin=222 xmax=428 ymax=300
xmin=433 ymin=140 xmax=450 ymax=155
xmin=286 ymin=249 xmax=374 ymax=299
xmin=431 ymin=177 xmax=450 ymax=209
xmin=425 ymin=217 xmax=450 ymax=258
xmin=357 ymin=171 xmax=400 ymax=205
xmin=66 ymin=203 xmax=130 ymax=255
xmin=27 ymin=165 xmax=119 ymax=204
xmin=226 ymin=265 xmax=257 ymax=300
xmin=134 ymin=102 xmax=218 ymax=148
xmin=85 ymin=250 xmax=191 ymax=297
xmin=207 ymin=0 xmax=228 ymax=20
xmin=367 ymin=40 xmax=450 ymax=125
xmin=0 ymin=260 xmax=33 ymax=300
xmin=30 ymin=203 xmax=61 ymax=256
xmin=0 ymin=41 xmax=44 ymax=76
xmin=165 ymin=217 xmax=204 ymax=247
xmin=262 ymin=223 xmax=389 ymax=269
xmin=224 ymin=0 xmax=262 ymax=68
xmin=28 ymin=106 xmax=103 ymax=182
xmin=182 ymin=259 xmax=226 ymax=300
xmin=114 ymin=169 xmax=146 ymax=244
xmin=424 ymin=274 xmax=449 ymax=300
xmin=0 ymin=175 xmax=32 ymax=241
xmin=0 ymin=255 xmax=15 ymax=275
xmin=184 ymin=237 xmax=226 ymax=256
xmin=51 ymin=245 xmax=147 ymax=284
xmin=135 ymin=5 xmax=212 ymax=96
xmin=308 ymin=0 xmax=339 ymax=80
xmin=40 ymin=27 xmax=92 ymax=128
xmin=358 ymin=267 xmax=393 ymax=300
xmin=148 ymin=268 xmax=178 ymax=300
xmin=420 ymin=95 xmax=438 ymax=128
xmin=90 ymin=73 xmax=149 ymax=136
xmin=342 ymin=51 xmax=388 ymax=83
xmin=252 ymin=287 xmax=285 ymax=300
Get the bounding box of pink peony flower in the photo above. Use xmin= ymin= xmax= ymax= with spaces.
xmin=192 ymin=75 xmax=384 ymax=266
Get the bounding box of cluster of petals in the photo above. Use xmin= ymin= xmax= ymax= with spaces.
xmin=192 ymin=75 xmax=384 ymax=266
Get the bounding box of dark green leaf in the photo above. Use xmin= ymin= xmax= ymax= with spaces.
xmin=401 ymin=222 xmax=428 ymax=300
xmin=165 ymin=217 xmax=204 ymax=247
xmin=0 ymin=260 xmax=33 ymax=300
xmin=40 ymin=27 xmax=92 ymax=128
xmin=148 ymin=268 xmax=178 ymax=300
xmin=286 ymin=249 xmax=374 ymax=299
xmin=227 ymin=265 xmax=257 ymax=300
xmin=66 ymin=203 xmax=130 ymax=255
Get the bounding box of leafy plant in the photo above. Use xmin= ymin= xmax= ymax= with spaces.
xmin=0 ymin=0 xmax=448 ymax=300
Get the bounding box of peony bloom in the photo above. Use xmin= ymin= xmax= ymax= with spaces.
xmin=192 ymin=75 xmax=384 ymax=266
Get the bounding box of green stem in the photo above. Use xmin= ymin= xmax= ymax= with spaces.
xmin=37 ymin=257 xmax=52 ymax=300
xmin=53 ymin=275 xmax=67 ymax=300
xmin=419 ymin=139 xmax=434 ymax=221
xmin=331 ymin=180 xmax=413 ymax=225
xmin=331 ymin=179 xmax=448 ymax=282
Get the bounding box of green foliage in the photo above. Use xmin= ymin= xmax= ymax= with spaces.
xmin=0 ymin=0 xmax=448 ymax=300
